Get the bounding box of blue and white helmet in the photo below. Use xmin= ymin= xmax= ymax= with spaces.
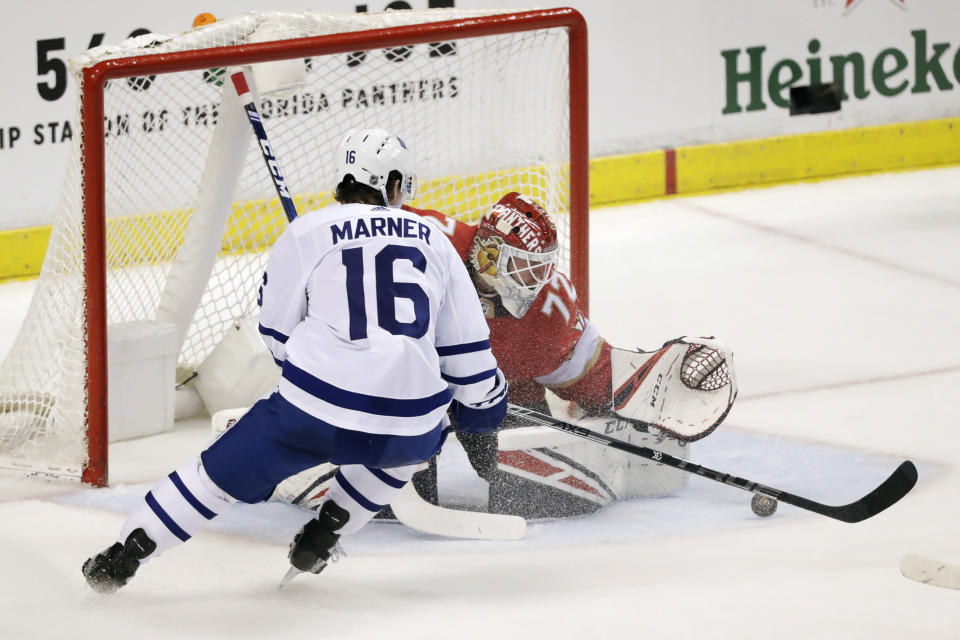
xmin=335 ymin=128 xmax=417 ymax=206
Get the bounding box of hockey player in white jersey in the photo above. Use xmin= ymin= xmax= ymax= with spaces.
xmin=82 ymin=128 xmax=508 ymax=593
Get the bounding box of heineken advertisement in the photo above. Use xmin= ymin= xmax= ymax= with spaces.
xmin=722 ymin=30 xmax=960 ymax=114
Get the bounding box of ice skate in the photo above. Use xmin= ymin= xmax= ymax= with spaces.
xmin=82 ymin=528 xmax=156 ymax=594
xmin=288 ymin=500 xmax=349 ymax=575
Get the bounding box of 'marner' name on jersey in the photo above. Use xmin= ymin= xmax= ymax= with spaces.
xmin=331 ymin=214 xmax=432 ymax=245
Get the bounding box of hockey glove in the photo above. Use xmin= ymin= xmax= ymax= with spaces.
xmin=449 ymin=395 xmax=507 ymax=435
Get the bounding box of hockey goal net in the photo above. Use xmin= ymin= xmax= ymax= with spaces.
xmin=0 ymin=8 xmax=588 ymax=486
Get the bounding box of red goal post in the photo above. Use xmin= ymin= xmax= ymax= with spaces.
xmin=1 ymin=8 xmax=588 ymax=486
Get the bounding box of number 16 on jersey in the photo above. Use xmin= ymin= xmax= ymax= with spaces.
xmin=341 ymin=243 xmax=430 ymax=340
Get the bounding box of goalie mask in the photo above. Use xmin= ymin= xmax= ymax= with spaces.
xmin=335 ymin=127 xmax=417 ymax=206
xmin=471 ymin=192 xmax=559 ymax=318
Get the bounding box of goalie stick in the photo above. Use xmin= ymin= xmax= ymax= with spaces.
xmin=506 ymin=404 xmax=918 ymax=523
xmin=227 ymin=71 xmax=524 ymax=543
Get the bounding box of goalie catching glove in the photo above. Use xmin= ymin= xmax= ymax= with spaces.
xmin=610 ymin=336 xmax=737 ymax=441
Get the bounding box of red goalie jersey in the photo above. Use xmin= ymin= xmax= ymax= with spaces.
xmin=406 ymin=204 xmax=613 ymax=415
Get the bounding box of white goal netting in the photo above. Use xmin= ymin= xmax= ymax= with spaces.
xmin=0 ymin=8 xmax=580 ymax=482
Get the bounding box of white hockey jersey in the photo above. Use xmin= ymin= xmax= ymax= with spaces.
xmin=257 ymin=203 xmax=505 ymax=437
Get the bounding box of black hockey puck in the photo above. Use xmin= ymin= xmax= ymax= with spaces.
xmin=751 ymin=493 xmax=778 ymax=517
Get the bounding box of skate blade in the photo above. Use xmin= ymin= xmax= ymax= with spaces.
xmin=278 ymin=566 xmax=302 ymax=589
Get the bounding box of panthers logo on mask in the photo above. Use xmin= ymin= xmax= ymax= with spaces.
xmin=472 ymin=235 xmax=503 ymax=277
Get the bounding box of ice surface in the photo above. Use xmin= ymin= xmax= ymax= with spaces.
xmin=1 ymin=168 xmax=959 ymax=639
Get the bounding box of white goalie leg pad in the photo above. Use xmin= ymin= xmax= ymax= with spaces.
xmin=498 ymin=413 xmax=689 ymax=500
xmin=567 ymin=415 xmax=689 ymax=499
xmin=497 ymin=446 xmax=615 ymax=507
xmin=118 ymin=457 xmax=236 ymax=558
xmin=269 ymin=462 xmax=339 ymax=509
xmin=611 ymin=337 xmax=737 ymax=441
xmin=326 ymin=464 xmax=417 ymax=535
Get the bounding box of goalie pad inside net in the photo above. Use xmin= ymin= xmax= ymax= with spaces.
xmin=0 ymin=9 xmax=584 ymax=482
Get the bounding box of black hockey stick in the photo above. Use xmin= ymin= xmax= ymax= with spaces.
xmin=506 ymin=404 xmax=918 ymax=523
